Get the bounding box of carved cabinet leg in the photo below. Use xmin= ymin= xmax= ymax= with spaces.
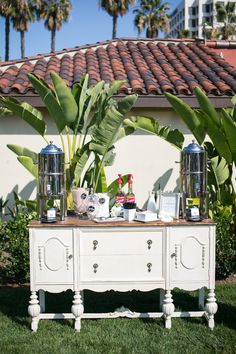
xmin=28 ymin=291 xmax=40 ymax=332
xmin=162 ymin=290 xmax=175 ymax=329
xmin=71 ymin=291 xmax=84 ymax=332
xmin=205 ymin=289 xmax=218 ymax=330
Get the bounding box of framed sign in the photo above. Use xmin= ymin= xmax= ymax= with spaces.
xmin=158 ymin=192 xmax=180 ymax=219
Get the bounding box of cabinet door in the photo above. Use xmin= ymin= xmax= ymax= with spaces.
xmin=32 ymin=228 xmax=74 ymax=285
xmin=169 ymin=226 xmax=210 ymax=287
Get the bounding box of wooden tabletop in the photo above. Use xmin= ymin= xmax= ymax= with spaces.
xmin=28 ymin=217 xmax=214 ymax=228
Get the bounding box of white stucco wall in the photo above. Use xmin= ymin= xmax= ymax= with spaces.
xmin=0 ymin=107 xmax=193 ymax=210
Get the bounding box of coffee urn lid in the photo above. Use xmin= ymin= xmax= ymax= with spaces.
xmin=183 ymin=140 xmax=204 ymax=153
xmin=40 ymin=141 xmax=63 ymax=155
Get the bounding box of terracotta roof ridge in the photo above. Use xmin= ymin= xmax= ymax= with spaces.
xmin=0 ymin=37 xmax=201 ymax=67
xmin=206 ymin=40 xmax=236 ymax=49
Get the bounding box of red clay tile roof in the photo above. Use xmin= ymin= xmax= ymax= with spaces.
xmin=0 ymin=38 xmax=236 ymax=97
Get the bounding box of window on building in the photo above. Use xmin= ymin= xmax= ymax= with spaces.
xmin=205 ymin=4 xmax=210 ymax=12
xmin=192 ymin=7 xmax=196 ymax=15
xmin=196 ymin=6 xmax=199 ymax=14
xmin=183 ymin=8 xmax=185 ymax=16
xmin=192 ymin=19 xmax=196 ymax=27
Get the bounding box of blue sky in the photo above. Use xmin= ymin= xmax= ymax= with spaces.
xmin=0 ymin=0 xmax=179 ymax=61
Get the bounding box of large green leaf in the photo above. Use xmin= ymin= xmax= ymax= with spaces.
xmin=17 ymin=156 xmax=38 ymax=178
xmin=89 ymin=105 xmax=125 ymax=156
xmin=209 ymin=156 xmax=229 ymax=188
xmin=117 ymin=95 xmax=138 ymax=115
xmin=28 ymin=73 xmax=66 ymax=133
xmin=50 ymin=72 xmax=78 ymax=126
xmin=124 ymin=116 xmax=184 ymax=149
xmin=221 ymin=110 xmax=236 ymax=164
xmin=107 ymin=80 xmax=124 ymax=96
xmin=165 ymin=93 xmax=205 ymax=144
xmin=7 ymin=144 xmax=38 ymax=163
xmin=194 ymin=87 xmax=220 ymax=127
xmin=0 ymin=96 xmax=46 ymax=136
xmin=72 ymin=143 xmax=90 ymax=186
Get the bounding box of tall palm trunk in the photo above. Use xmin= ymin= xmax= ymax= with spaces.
xmin=51 ymin=20 xmax=56 ymax=52
xmin=20 ymin=31 xmax=25 ymax=58
xmin=112 ymin=14 xmax=118 ymax=38
xmin=5 ymin=16 xmax=10 ymax=61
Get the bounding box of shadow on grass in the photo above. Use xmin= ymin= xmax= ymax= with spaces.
xmin=0 ymin=286 xmax=235 ymax=331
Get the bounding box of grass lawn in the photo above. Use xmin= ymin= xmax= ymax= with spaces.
xmin=0 ymin=284 xmax=235 ymax=354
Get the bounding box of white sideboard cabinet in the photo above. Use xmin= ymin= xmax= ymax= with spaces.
xmin=28 ymin=218 xmax=217 ymax=332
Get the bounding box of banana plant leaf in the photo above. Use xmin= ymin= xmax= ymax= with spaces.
xmin=123 ymin=116 xmax=184 ymax=149
xmin=165 ymin=92 xmax=205 ymax=144
xmin=221 ymin=109 xmax=236 ymax=164
xmin=0 ymin=106 xmax=12 ymax=116
xmin=117 ymin=94 xmax=138 ymax=115
xmin=0 ymin=96 xmax=46 ymax=137
xmin=50 ymin=72 xmax=78 ymax=126
xmin=103 ymin=147 xmax=116 ymax=167
xmin=72 ymin=143 xmax=91 ymax=187
xmin=17 ymin=156 xmax=38 ymax=178
xmin=107 ymin=80 xmax=125 ymax=96
xmin=89 ymin=105 xmax=125 ymax=156
xmin=7 ymin=144 xmax=38 ymax=163
xmin=28 ymin=73 xmax=66 ymax=133
xmin=208 ymin=156 xmax=230 ymax=189
xmin=94 ymin=157 xmax=107 ymax=192
xmin=114 ymin=126 xmax=135 ymax=143
xmin=194 ymin=87 xmax=220 ymax=127
xmin=73 ymin=74 xmax=89 ymax=134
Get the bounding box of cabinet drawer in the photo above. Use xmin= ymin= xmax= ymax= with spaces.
xmin=80 ymin=255 xmax=163 ymax=281
xmin=79 ymin=228 xmax=164 ymax=256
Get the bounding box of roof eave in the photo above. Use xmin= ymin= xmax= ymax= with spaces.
xmin=1 ymin=93 xmax=233 ymax=109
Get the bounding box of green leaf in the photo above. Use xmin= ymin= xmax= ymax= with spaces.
xmin=209 ymin=156 xmax=229 ymax=187
xmin=90 ymin=105 xmax=125 ymax=156
xmin=28 ymin=73 xmax=66 ymax=133
xmin=0 ymin=96 xmax=46 ymax=136
xmin=194 ymin=87 xmax=220 ymax=127
xmin=221 ymin=111 xmax=236 ymax=164
xmin=72 ymin=143 xmax=90 ymax=186
xmin=165 ymin=93 xmax=205 ymax=144
xmin=114 ymin=126 xmax=135 ymax=143
xmin=117 ymin=95 xmax=138 ymax=115
xmin=231 ymin=94 xmax=236 ymax=106
xmin=124 ymin=116 xmax=184 ymax=149
xmin=17 ymin=156 xmax=38 ymax=178
xmin=7 ymin=144 xmax=38 ymax=163
xmin=50 ymin=72 xmax=78 ymax=125
xmin=103 ymin=147 xmax=116 ymax=167
xmin=107 ymin=80 xmax=124 ymax=96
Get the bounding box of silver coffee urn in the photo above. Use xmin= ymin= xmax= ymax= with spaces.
xmin=37 ymin=142 xmax=66 ymax=222
xmin=180 ymin=140 xmax=208 ymax=221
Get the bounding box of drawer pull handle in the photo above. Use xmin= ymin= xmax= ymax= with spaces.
xmin=147 ymin=240 xmax=152 ymax=249
xmin=93 ymin=263 xmax=98 ymax=273
xmin=93 ymin=240 xmax=98 ymax=250
xmin=147 ymin=262 xmax=152 ymax=272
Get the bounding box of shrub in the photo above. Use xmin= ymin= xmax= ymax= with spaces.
xmin=0 ymin=212 xmax=36 ymax=284
xmin=212 ymin=203 xmax=236 ymax=279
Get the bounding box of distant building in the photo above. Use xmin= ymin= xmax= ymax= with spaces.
xmin=169 ymin=0 xmax=235 ymax=39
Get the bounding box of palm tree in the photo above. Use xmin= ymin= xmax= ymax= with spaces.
xmin=215 ymin=1 xmax=236 ymax=39
xmin=99 ymin=0 xmax=135 ymax=39
xmin=36 ymin=0 xmax=72 ymax=53
xmin=11 ymin=0 xmax=35 ymax=59
xmin=133 ymin=0 xmax=170 ymax=38
xmin=0 ymin=0 xmax=14 ymax=61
